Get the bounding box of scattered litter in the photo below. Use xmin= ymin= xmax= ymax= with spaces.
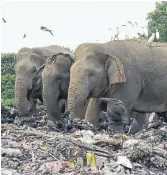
xmin=1 ymin=148 xmax=22 ymax=158
xmin=117 ymin=155 xmax=133 ymax=169
xmin=1 ymin=104 xmax=167 ymax=174
xmin=41 ymin=146 xmax=48 ymax=151
xmin=86 ymin=152 xmax=97 ymax=171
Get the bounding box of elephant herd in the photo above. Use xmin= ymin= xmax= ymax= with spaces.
xmin=15 ymin=39 xmax=167 ymax=131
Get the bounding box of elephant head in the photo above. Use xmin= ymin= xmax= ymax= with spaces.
xmin=36 ymin=52 xmax=75 ymax=121
xmin=67 ymin=44 xmax=126 ymax=119
xmin=15 ymin=47 xmax=48 ymax=116
xmin=15 ymin=45 xmax=71 ymax=117
xmin=100 ymin=98 xmax=129 ymax=123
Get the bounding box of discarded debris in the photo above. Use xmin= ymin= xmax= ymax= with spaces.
xmin=1 ymin=105 xmax=167 ymax=174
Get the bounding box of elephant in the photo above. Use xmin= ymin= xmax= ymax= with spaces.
xmin=15 ymin=45 xmax=72 ymax=117
xmin=65 ymin=40 xmax=167 ymax=125
xmin=99 ymin=98 xmax=146 ymax=131
xmin=99 ymin=98 xmax=129 ymax=123
xmin=36 ymin=52 xmax=89 ymax=121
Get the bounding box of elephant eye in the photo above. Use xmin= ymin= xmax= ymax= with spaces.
xmin=32 ymin=68 xmax=37 ymax=73
xmin=56 ymin=77 xmax=62 ymax=83
xmin=89 ymin=72 xmax=94 ymax=78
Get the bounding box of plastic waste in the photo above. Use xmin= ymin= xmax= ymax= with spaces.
xmin=41 ymin=146 xmax=48 ymax=151
xmin=117 ymin=155 xmax=133 ymax=169
xmin=86 ymin=152 xmax=97 ymax=171
xmin=123 ymin=139 xmax=139 ymax=149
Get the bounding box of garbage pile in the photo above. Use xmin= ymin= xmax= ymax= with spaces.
xmin=1 ymin=105 xmax=167 ymax=175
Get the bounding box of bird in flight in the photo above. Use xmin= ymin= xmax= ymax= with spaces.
xmin=40 ymin=26 xmax=54 ymax=36
xmin=23 ymin=34 xmax=26 ymax=38
xmin=2 ymin=18 xmax=6 ymax=23
xmin=127 ymin=21 xmax=132 ymax=24
xmin=135 ymin=22 xmax=138 ymax=26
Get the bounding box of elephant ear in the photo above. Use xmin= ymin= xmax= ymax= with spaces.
xmin=33 ymin=64 xmax=45 ymax=88
xmin=105 ymin=54 xmax=126 ymax=86
xmin=66 ymin=53 xmax=75 ymax=64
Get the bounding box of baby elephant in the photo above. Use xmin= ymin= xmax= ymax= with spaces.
xmin=99 ymin=98 xmax=129 ymax=124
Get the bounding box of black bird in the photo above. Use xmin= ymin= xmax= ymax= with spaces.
xmin=2 ymin=18 xmax=6 ymax=23
xmin=135 ymin=22 xmax=138 ymax=26
xmin=127 ymin=118 xmax=140 ymax=135
xmin=40 ymin=26 xmax=54 ymax=36
xmin=23 ymin=34 xmax=26 ymax=38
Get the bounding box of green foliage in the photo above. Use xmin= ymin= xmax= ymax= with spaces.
xmin=1 ymin=53 xmax=16 ymax=75
xmin=147 ymin=1 xmax=167 ymax=42
xmin=1 ymin=53 xmax=16 ymax=107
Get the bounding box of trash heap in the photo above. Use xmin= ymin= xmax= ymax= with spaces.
xmin=1 ymin=105 xmax=167 ymax=175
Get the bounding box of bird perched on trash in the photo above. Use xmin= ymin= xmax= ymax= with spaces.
xmin=147 ymin=117 xmax=163 ymax=129
xmin=156 ymin=29 xmax=159 ymax=40
xmin=40 ymin=26 xmax=54 ymax=35
xmin=127 ymin=118 xmax=140 ymax=135
xmin=122 ymin=24 xmax=126 ymax=27
xmin=2 ymin=18 xmax=6 ymax=23
xmin=147 ymin=33 xmax=155 ymax=46
xmin=23 ymin=34 xmax=26 ymax=38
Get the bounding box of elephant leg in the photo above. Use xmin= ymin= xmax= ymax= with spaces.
xmin=85 ymin=98 xmax=102 ymax=125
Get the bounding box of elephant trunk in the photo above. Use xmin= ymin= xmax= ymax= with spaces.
xmin=15 ymin=77 xmax=32 ymax=116
xmin=42 ymin=84 xmax=62 ymax=121
xmin=67 ymin=79 xmax=89 ymax=119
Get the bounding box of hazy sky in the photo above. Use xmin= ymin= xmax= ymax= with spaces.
xmin=1 ymin=1 xmax=156 ymax=53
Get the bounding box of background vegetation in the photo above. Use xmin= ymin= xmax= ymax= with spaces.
xmin=1 ymin=53 xmax=16 ymax=108
xmin=147 ymin=1 xmax=167 ymax=42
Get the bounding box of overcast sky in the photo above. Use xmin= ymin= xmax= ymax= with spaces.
xmin=1 ymin=1 xmax=156 ymax=53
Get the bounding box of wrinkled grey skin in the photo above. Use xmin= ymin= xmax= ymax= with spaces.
xmin=100 ymin=98 xmax=129 ymax=123
xmin=15 ymin=45 xmax=69 ymax=116
xmin=99 ymin=98 xmax=146 ymax=131
xmin=66 ymin=40 xmax=167 ymax=125
xmin=37 ymin=52 xmax=89 ymax=121
xmin=37 ymin=52 xmax=75 ymax=121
